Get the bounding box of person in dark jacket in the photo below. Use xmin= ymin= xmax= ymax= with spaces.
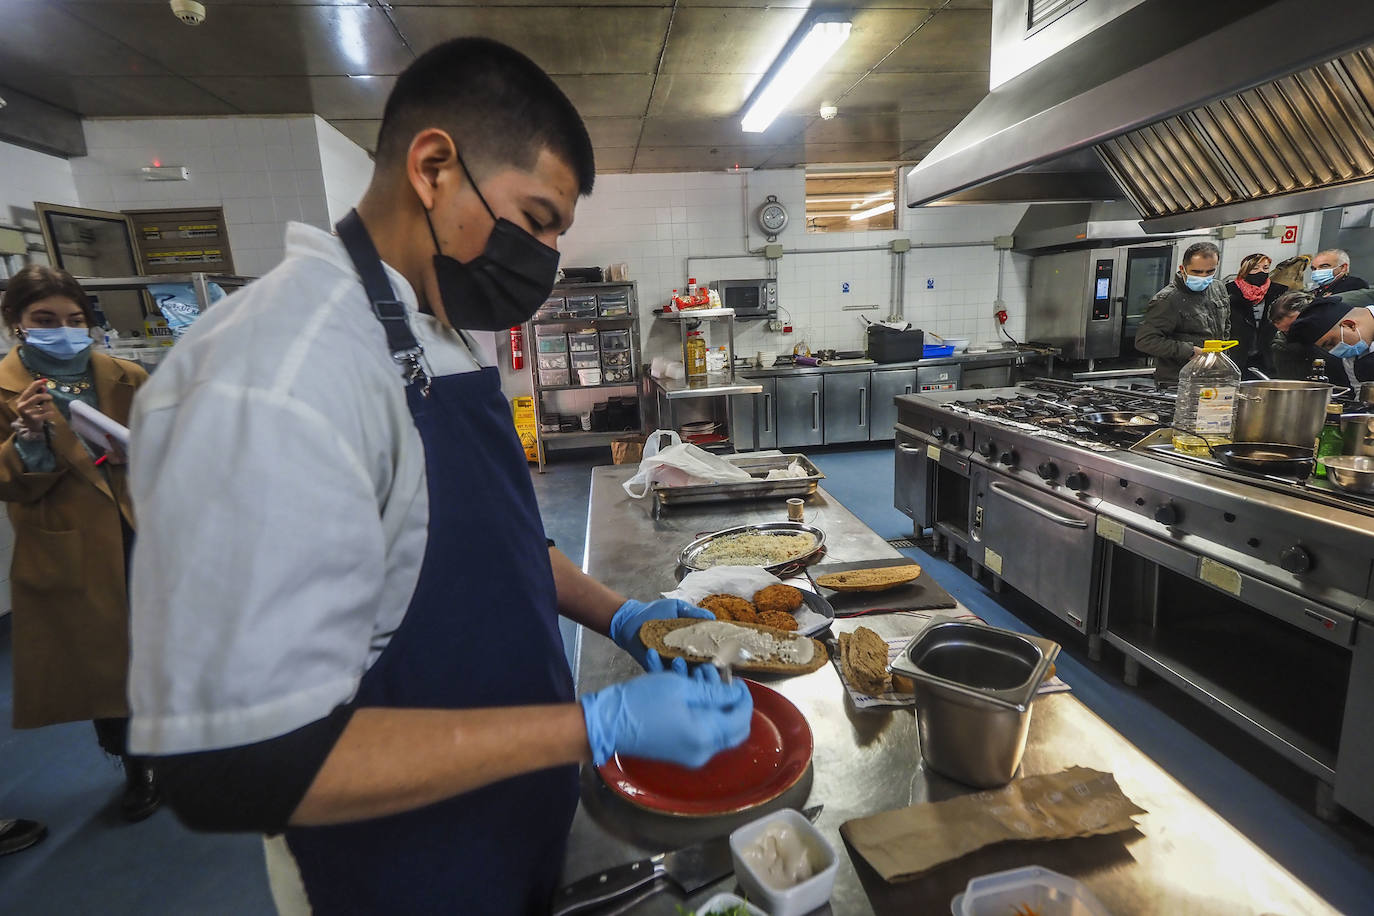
xmin=1226 ymin=253 xmax=1287 ymax=375
xmin=1309 ymin=248 xmax=1368 ymax=296
xmin=1135 ymin=241 xmax=1231 ymax=386
xmin=1269 ymin=291 xmax=1320 ymax=379
xmin=1287 ymin=292 xmax=1374 ymax=387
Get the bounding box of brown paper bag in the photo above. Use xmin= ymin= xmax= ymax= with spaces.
xmin=611 ymin=434 xmax=646 ymax=465
xmin=841 ymin=766 xmax=1146 ymax=883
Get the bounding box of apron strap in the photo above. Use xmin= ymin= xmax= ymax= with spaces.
xmin=335 ymin=210 xmax=431 ymax=394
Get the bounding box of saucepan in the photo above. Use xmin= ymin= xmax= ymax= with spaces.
xmin=1210 ymin=442 xmax=1315 ymax=479
xmin=1342 ymin=413 xmax=1374 ymax=457
xmin=1079 ymin=410 xmax=1161 ymax=434
xmin=1232 ymin=380 xmax=1331 ymax=448
xmin=1358 ymin=382 xmax=1374 ymax=405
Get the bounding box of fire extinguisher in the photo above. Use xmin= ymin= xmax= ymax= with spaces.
xmin=509 ymin=325 xmax=525 ymax=370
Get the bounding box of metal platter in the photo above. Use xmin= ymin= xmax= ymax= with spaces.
xmin=678 ymin=522 xmax=827 ymax=574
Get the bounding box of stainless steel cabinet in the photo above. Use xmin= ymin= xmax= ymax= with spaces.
xmin=917 ymin=363 xmax=961 ymax=391
xmin=775 ymin=375 xmax=824 ymax=447
xmin=823 ymin=372 xmax=869 ymax=444
xmin=961 ymin=363 xmax=1014 ymax=389
xmin=869 ymin=369 xmax=916 ymax=441
xmin=729 ymin=378 xmax=776 ymax=451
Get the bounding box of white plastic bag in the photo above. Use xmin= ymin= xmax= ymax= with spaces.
xmin=622 ymin=430 xmax=753 ymax=499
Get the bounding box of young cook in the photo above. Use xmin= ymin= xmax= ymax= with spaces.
xmin=126 ymin=38 xmax=751 ymax=914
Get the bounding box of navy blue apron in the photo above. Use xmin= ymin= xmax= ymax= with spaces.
xmin=284 ymin=212 xmax=578 ymax=914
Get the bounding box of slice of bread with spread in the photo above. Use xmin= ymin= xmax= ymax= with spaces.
xmin=639 ymin=618 xmax=828 ymax=675
xmin=815 ymin=564 xmax=922 ymax=593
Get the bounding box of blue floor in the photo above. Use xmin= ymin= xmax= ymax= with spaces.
xmin=2 ymin=444 xmax=1372 ymax=913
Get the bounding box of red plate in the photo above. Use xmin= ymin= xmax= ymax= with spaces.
xmin=598 ymin=680 xmax=813 ymax=817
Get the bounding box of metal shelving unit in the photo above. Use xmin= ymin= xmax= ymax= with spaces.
xmin=528 ymin=281 xmax=644 ymax=472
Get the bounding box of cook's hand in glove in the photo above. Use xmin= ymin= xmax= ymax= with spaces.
xmin=581 ymin=662 xmax=753 ymax=768
xmin=609 ymin=598 xmax=713 ymax=670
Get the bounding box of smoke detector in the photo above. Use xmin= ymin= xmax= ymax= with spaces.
xmin=170 ymin=0 xmax=206 ymax=26
xmin=819 ymin=104 xmax=838 ymax=121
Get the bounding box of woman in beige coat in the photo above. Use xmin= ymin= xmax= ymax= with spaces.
xmin=0 ymin=265 xmax=156 ymax=821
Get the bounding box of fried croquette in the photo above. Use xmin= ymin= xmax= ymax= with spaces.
xmin=756 ymin=609 xmax=800 ymax=631
xmin=699 ymin=594 xmax=757 ymax=623
xmin=753 ymin=583 xmax=804 ymax=614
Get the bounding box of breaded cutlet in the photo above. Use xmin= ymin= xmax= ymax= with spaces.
xmin=699 ymin=594 xmax=757 ymax=623
xmin=756 ymin=609 xmax=800 ymax=631
xmin=753 ymin=584 xmax=803 ymax=614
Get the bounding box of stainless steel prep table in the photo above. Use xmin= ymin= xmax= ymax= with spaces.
xmin=565 ymin=466 xmax=1337 ymax=915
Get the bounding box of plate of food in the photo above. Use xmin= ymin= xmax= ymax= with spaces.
xmin=598 ymin=679 xmax=813 ymax=816
xmin=679 ymin=523 xmax=825 ymax=575
xmin=666 ymin=568 xmax=833 ymax=636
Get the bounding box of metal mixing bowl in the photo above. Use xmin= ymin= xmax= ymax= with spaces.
xmin=1323 ymin=456 xmax=1374 ymax=495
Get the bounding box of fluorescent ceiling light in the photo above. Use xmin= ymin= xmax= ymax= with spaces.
xmin=741 ymin=19 xmax=852 ymax=134
xmin=850 ymin=201 xmax=895 ymax=222
xmin=347 ymin=74 xmax=379 ymax=80
xmin=850 ymin=191 xmax=894 ymax=209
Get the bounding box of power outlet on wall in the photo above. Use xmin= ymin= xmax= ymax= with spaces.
xmin=767 ymin=319 xmax=784 ymax=332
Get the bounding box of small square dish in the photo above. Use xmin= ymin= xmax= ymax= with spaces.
xmin=693 ymin=892 xmax=767 ymax=916
xmin=729 ymin=808 xmax=837 ymax=916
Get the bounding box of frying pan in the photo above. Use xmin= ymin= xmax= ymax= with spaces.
xmin=1210 ymin=442 xmax=1315 ymax=479
xmin=1080 ymin=410 xmax=1162 ymax=433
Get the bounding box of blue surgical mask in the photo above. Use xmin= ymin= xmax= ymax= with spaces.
xmin=1329 ymin=324 xmax=1370 ymax=359
xmin=23 ymin=326 xmax=93 ymax=359
xmin=1311 ymin=267 xmax=1337 ymax=286
xmin=1183 ymin=273 xmax=1214 ymax=292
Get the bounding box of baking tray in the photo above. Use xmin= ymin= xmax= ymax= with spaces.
xmin=652 ymin=453 xmax=825 ymax=508
xmin=812 ymin=558 xmax=957 ymax=616
xmin=679 ymin=522 xmax=826 ymax=574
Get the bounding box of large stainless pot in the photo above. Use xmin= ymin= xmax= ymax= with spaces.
xmin=1232 ymin=380 xmax=1331 ymax=447
xmin=1358 ymin=382 xmax=1374 ymax=405
xmin=1342 ymin=413 xmax=1374 ymax=457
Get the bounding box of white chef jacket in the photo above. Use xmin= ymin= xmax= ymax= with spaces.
xmin=127 ymin=221 xmax=486 ymax=755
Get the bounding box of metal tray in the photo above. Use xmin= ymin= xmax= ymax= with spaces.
xmin=678 ymin=522 xmax=827 ymax=574
xmin=653 ymin=453 xmax=825 ymax=508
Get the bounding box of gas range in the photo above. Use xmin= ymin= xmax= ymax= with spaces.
xmin=945 ymin=379 xmax=1174 ymax=452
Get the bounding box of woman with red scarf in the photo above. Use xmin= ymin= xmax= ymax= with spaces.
xmin=1226 ymin=253 xmax=1288 ymax=375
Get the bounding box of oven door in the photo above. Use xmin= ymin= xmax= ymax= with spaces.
xmin=894 ymin=424 xmax=934 ymax=532
xmin=971 ymin=467 xmax=1101 ymax=633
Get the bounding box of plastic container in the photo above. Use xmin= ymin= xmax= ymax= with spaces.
xmin=1172 ymin=339 xmax=1241 ymax=457
xmin=577 ymin=367 xmax=603 ymax=386
xmin=536 ymin=353 xmax=568 ymax=370
xmin=600 ymin=329 xmax=631 ymax=351
xmin=923 ymin=343 xmax=956 ymax=358
xmin=706 ymin=346 xmax=728 ymax=373
xmin=534 ymin=330 xmax=568 ymax=353
xmin=538 ymin=368 xmax=570 ymax=387
xmin=694 ymin=893 xmax=766 ymax=916
xmin=602 ymin=367 xmax=633 ymax=383
xmin=729 ymin=808 xmax=838 ymax=916
xmin=601 ymin=350 xmax=631 ymax=368
xmin=568 ymin=330 xmax=599 ymax=352
xmin=950 ymin=865 xmax=1113 ymax=916
xmin=564 ymin=294 xmax=598 ymax=318
xmin=536 ymin=296 xmax=565 ymax=319
xmin=571 ymin=351 xmax=601 ymax=369
xmin=597 ymin=291 xmax=631 ymax=317
xmin=686 ymin=331 xmax=708 ymax=378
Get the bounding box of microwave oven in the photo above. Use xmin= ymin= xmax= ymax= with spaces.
xmin=713 ymin=278 xmax=777 ymax=320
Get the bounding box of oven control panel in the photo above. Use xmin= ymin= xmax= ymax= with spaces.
xmin=969 ymin=420 xmax=1102 ymax=502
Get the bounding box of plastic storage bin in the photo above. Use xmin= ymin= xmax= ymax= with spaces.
xmin=576 ymin=367 xmax=603 ymax=386
xmin=729 ymin=808 xmax=838 ymax=916
xmin=535 ymin=331 xmax=568 ymax=353
xmin=564 ymin=294 xmax=598 ymax=318
xmin=538 ymin=368 xmax=569 ymax=387
xmin=600 ymin=329 xmax=631 ymax=351
xmin=536 ymin=296 xmax=565 ymax=319
xmin=597 ymin=291 xmax=631 ymax=317
xmin=571 ymin=351 xmax=601 ymax=370
xmin=537 ymin=353 xmax=569 ymax=370
xmin=601 ymin=350 xmax=631 ymax=368
xmin=923 ymin=343 xmax=956 ymax=358
xmin=568 ymin=330 xmax=599 ymax=352
xmin=602 ymin=366 xmax=633 ymax=383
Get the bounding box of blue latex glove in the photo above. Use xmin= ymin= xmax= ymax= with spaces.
xmin=580 ymin=657 xmax=754 ymax=768
xmin=609 ymin=598 xmax=713 ymax=670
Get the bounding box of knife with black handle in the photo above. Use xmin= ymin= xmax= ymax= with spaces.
xmin=551 ymin=804 xmax=822 ymax=915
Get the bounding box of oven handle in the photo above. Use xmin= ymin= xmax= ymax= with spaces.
xmin=990 ymin=481 xmax=1089 ymax=529
xmin=897 ymin=442 xmax=924 ymax=453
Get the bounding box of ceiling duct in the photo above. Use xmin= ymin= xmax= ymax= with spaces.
xmin=906 ymin=0 xmax=1374 ymax=232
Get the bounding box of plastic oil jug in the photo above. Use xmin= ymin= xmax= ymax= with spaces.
xmin=685 ymin=331 xmax=707 ymax=378
xmin=1172 ymin=340 xmax=1241 ymax=457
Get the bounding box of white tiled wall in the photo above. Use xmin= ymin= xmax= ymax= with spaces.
xmin=316 ymin=118 xmax=375 ymax=226
xmin=74 ymin=116 xmax=334 ymax=277
xmin=503 ymin=168 xmax=1033 ymax=401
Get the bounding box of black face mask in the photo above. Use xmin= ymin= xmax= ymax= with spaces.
xmin=424 ymin=153 xmax=560 ymax=332
xmin=1246 ymin=270 xmax=1269 ymax=283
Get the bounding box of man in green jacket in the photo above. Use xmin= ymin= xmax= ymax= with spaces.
xmin=1135 ymin=241 xmax=1231 ymax=386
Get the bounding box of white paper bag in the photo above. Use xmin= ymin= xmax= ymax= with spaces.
xmin=622 ymin=430 xmax=753 ymax=499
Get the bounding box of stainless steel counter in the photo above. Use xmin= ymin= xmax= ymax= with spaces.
xmin=735 ymin=347 xmax=1051 ymax=379
xmin=650 ymin=374 xmax=764 ymax=399
xmin=564 ymin=466 xmax=1336 ymax=915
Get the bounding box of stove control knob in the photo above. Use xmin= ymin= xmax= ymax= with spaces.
xmin=977 ymin=441 xmax=996 ymax=459
xmin=947 ymin=431 xmax=965 ymax=449
xmin=1065 ymin=471 xmax=1089 ymax=492
xmin=932 ymin=425 xmax=946 ymax=442
xmin=1037 ymin=461 xmax=1060 ymax=481
xmin=999 ymin=449 xmax=1018 ymax=468
xmin=1154 ymin=502 xmax=1180 ymax=526
xmin=1279 ymin=545 xmax=1312 ymax=575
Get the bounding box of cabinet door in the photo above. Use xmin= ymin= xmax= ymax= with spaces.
xmin=823 ymin=372 xmax=869 ymax=444
xmin=869 ymin=369 xmax=916 ymax=441
xmin=775 ymin=375 xmax=823 ymax=447
xmin=729 ymin=378 xmax=776 ymax=451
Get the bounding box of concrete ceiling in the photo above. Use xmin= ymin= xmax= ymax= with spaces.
xmin=0 ymin=0 xmax=993 ymax=172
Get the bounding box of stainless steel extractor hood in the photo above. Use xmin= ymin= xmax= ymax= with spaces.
xmin=1010 ymin=201 xmax=1188 ymax=253
xmin=906 ymin=0 xmax=1374 ymax=232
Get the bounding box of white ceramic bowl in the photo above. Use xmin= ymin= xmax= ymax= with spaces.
xmin=943 ymin=337 xmax=971 ymax=352
xmin=729 ymin=808 xmax=838 ymax=916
